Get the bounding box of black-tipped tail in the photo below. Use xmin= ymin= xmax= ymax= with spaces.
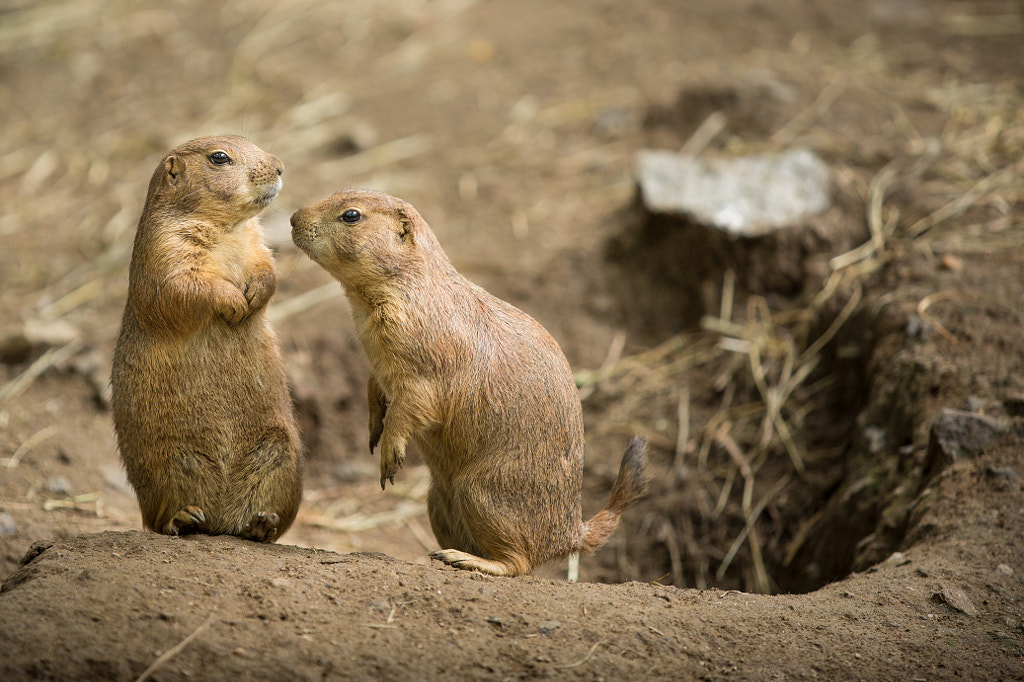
xmin=580 ymin=437 xmax=648 ymax=553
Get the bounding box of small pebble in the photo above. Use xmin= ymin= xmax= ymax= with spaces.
xmin=45 ymin=476 xmax=72 ymax=495
xmin=933 ymin=586 xmax=979 ymax=617
xmin=939 ymin=254 xmax=964 ymax=273
xmin=965 ymin=396 xmax=986 ymax=413
xmin=862 ymin=426 xmax=886 ymax=454
xmin=927 ymin=408 xmax=1009 ymax=472
xmin=985 ymin=466 xmax=1018 ymax=492
xmin=985 ymin=465 xmax=1017 ymax=481
xmin=0 ymin=512 xmax=16 ymax=536
xmin=996 ymin=564 xmax=1014 ymax=578
xmin=538 ymin=620 xmax=561 ymax=635
xmin=885 ymin=552 xmax=911 ymax=567
xmin=594 ymin=107 xmax=632 ymax=138
xmin=905 ymin=314 xmax=933 ymax=340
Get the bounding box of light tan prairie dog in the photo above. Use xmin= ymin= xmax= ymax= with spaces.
xmin=111 ymin=135 xmax=303 ymax=543
xmin=290 ymin=189 xmax=646 ymax=576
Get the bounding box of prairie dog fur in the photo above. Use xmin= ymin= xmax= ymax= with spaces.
xmin=111 ymin=135 xmax=303 ymax=543
xmin=290 ymin=189 xmax=645 ymax=575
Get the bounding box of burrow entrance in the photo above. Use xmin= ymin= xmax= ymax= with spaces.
xmin=577 ymin=192 xmax=971 ymax=595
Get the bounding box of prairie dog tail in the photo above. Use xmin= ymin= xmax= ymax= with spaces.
xmin=579 ymin=437 xmax=648 ymax=553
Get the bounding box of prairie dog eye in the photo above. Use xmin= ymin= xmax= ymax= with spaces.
xmin=209 ymin=151 xmax=231 ymax=165
xmin=340 ymin=208 xmax=362 ymax=224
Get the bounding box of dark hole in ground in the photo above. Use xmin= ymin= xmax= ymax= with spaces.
xmin=587 ymin=194 xmax=931 ymax=595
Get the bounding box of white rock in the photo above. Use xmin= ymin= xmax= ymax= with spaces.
xmin=636 ymin=148 xmax=831 ymax=237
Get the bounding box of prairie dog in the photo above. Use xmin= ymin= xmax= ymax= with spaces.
xmin=290 ymin=189 xmax=645 ymax=575
xmin=111 ymin=135 xmax=303 ymax=543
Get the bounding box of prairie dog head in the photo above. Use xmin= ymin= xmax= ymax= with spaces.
xmin=290 ymin=189 xmax=440 ymax=290
xmin=144 ymin=135 xmax=284 ymax=226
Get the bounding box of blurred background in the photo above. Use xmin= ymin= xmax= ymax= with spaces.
xmin=0 ymin=0 xmax=1021 ymax=592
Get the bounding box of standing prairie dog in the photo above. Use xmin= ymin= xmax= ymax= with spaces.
xmin=111 ymin=135 xmax=303 ymax=543
xmin=290 ymin=189 xmax=646 ymax=576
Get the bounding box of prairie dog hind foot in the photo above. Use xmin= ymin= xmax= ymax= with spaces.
xmin=428 ymin=549 xmax=529 ymax=577
xmin=162 ymin=506 xmax=207 ymax=536
xmin=241 ymin=511 xmax=280 ymax=543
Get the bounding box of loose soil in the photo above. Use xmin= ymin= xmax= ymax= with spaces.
xmin=1 ymin=1 xmax=1022 ymax=679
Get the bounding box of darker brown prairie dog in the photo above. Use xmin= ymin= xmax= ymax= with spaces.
xmin=290 ymin=189 xmax=646 ymax=576
xmin=111 ymin=135 xmax=303 ymax=543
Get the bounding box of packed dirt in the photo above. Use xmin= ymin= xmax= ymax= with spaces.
xmin=1 ymin=0 xmax=1023 ymax=679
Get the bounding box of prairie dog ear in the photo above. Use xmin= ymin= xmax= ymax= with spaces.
xmin=164 ymin=155 xmax=183 ymax=185
xmin=396 ymin=212 xmax=413 ymax=241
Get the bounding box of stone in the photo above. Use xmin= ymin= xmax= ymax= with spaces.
xmin=862 ymin=426 xmax=886 ymax=454
xmin=19 ymin=540 xmax=53 ymax=566
xmin=538 ymin=620 xmax=561 ymax=635
xmin=964 ymin=396 xmax=986 ymax=413
xmin=905 ymin=314 xmax=933 ymax=340
xmin=885 ymin=552 xmax=910 ymax=567
xmin=939 ymin=254 xmax=964 ymax=272
xmin=924 ymin=408 xmax=1008 ymax=478
xmin=44 ymin=477 xmax=72 ymax=495
xmin=636 ymin=148 xmax=830 ymax=237
xmin=932 ymin=586 xmax=979 ymax=617
xmin=984 ymin=465 xmax=1017 ymax=492
xmin=0 ymin=512 xmax=15 ymax=536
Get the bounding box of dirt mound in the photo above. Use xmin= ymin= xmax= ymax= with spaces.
xmin=2 ymin=524 xmax=1020 ymax=681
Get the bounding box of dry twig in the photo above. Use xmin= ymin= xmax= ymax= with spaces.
xmin=768 ymin=76 xmax=846 ymax=149
xmin=672 ymin=386 xmax=690 ymax=477
xmin=4 ymin=425 xmax=58 ymax=469
xmin=0 ymin=339 xmax=82 ymax=402
xmin=715 ymin=474 xmax=792 ymax=592
xmin=308 ymin=501 xmax=428 ymax=533
xmin=135 ymin=614 xmax=216 ymax=682
xmin=267 ymin=283 xmax=342 ymax=326
xmin=555 ymin=640 xmax=605 ymax=669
